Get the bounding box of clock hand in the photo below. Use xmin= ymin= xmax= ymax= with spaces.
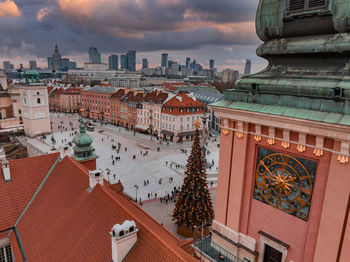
xmin=260 ymin=160 xmax=274 ymax=177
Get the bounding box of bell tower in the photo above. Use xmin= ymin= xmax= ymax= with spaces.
xmin=200 ymin=1 xmax=350 ymax=262
xmin=72 ymin=117 xmax=98 ymax=170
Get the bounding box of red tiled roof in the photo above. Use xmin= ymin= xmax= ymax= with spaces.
xmin=111 ymin=89 xmax=126 ymax=99
xmin=0 ymin=153 xmax=60 ymax=237
xmin=11 ymin=156 xmax=198 ymax=262
xmin=61 ymin=87 xmax=81 ymax=94
xmin=163 ymin=93 xmax=206 ymax=115
xmin=47 ymin=86 xmax=55 ymax=94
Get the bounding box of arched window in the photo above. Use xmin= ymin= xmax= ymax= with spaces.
xmin=37 ymin=98 xmax=41 ymax=104
xmin=119 ymin=231 xmax=125 ymax=237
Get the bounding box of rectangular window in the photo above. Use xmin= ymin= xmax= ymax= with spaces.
xmin=288 ymin=0 xmax=327 ymax=13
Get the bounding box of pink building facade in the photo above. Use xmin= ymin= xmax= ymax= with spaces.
xmin=81 ymin=85 xmax=115 ymax=121
xmin=137 ymin=91 xmax=168 ymax=136
xmin=195 ymin=1 xmax=350 ymax=261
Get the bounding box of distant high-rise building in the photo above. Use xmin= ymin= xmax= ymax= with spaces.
xmin=244 ymin=59 xmax=251 ymax=75
xmin=3 ymin=61 xmax=14 ymax=70
xmin=120 ymin=55 xmax=127 ymax=69
xmin=88 ymin=47 xmax=101 ymax=63
xmin=168 ymin=60 xmax=174 ymax=68
xmin=69 ymin=61 xmax=77 ymax=69
xmin=210 ymin=59 xmax=215 ymax=70
xmin=61 ymin=58 xmax=70 ymax=71
xmin=161 ymin=53 xmax=168 ymax=67
xmin=108 ymin=54 xmax=118 ymax=70
xmin=186 ymin=58 xmax=190 ymax=69
xmin=222 ymin=69 xmax=239 ymax=83
xmin=52 ymin=42 xmax=62 ymax=71
xmin=29 ymin=61 xmax=37 ymax=70
xmin=47 ymin=57 xmax=53 ymax=69
xmin=142 ymin=58 xmax=148 ymax=69
xmin=127 ymin=50 xmax=136 ymax=71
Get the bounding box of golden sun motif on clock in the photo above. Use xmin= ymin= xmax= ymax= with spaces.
xmin=255 ymin=153 xmax=313 ymax=215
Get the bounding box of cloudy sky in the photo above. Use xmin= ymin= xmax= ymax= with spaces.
xmin=0 ymin=0 xmax=267 ymax=73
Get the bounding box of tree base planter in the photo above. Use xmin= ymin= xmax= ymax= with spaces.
xmin=177 ymin=225 xmax=194 ymax=238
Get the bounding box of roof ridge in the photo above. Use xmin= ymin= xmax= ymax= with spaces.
xmin=10 ymin=154 xmax=61 ymax=233
xmin=9 ymin=152 xmax=60 ymax=165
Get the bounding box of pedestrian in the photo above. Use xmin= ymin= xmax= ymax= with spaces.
xmin=148 ymin=193 xmax=150 ymax=198
xmin=166 ymin=161 xmax=168 ymax=166
xmin=144 ymin=180 xmax=146 ymax=186
xmin=112 ymin=160 xmax=115 ymax=165
xmin=151 ymin=192 xmax=153 ymax=197
xmin=147 ymin=180 xmax=149 ymax=185
xmin=133 ymin=155 xmax=136 ymax=160
xmin=211 ymin=181 xmax=213 ymax=187
xmin=165 ymin=198 xmax=168 ymax=204
xmin=114 ymin=174 xmax=116 ymax=179
xmin=140 ymin=150 xmax=142 ymax=155
xmin=155 ymin=193 xmax=157 ymax=198
xmin=125 ymin=147 xmax=127 ymax=151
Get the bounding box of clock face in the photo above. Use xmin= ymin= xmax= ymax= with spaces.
xmin=253 ymin=148 xmax=317 ymax=221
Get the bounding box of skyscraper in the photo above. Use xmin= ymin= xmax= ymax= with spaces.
xmin=29 ymin=61 xmax=37 ymax=70
xmin=142 ymin=58 xmax=148 ymax=69
xmin=3 ymin=61 xmax=14 ymax=70
xmin=108 ymin=54 xmax=119 ymax=70
xmin=61 ymin=58 xmax=70 ymax=71
xmin=52 ymin=42 xmax=62 ymax=71
xmin=161 ymin=53 xmax=168 ymax=67
xmin=120 ymin=55 xmax=127 ymax=69
xmin=47 ymin=57 xmax=53 ymax=69
xmin=244 ymin=59 xmax=251 ymax=75
xmin=69 ymin=61 xmax=77 ymax=69
xmin=209 ymin=59 xmax=215 ymax=70
xmin=186 ymin=58 xmax=190 ymax=69
xmin=127 ymin=50 xmax=136 ymax=71
xmin=88 ymin=47 xmax=101 ymax=63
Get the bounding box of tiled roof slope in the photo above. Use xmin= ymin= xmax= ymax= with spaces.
xmin=0 ymin=153 xmax=60 ymax=237
xmin=11 ymin=156 xmax=198 ymax=262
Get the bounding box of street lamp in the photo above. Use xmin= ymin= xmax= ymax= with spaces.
xmin=201 ymin=106 xmax=209 ymax=167
xmin=134 ymin=185 xmax=139 ymax=202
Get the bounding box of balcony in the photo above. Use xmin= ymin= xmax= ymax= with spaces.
xmin=194 ymin=234 xmax=247 ymax=262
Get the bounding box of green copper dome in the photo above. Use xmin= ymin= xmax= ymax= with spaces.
xmin=73 ymin=120 xmax=93 ymax=146
xmin=72 ymin=118 xmax=98 ymax=162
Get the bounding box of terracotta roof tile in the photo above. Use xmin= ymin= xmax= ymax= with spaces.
xmin=0 ymin=153 xmax=60 ymax=237
xmin=11 ymin=156 xmax=198 ymax=262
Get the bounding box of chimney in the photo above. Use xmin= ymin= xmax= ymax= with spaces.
xmin=2 ymin=162 xmax=10 ymax=182
xmin=110 ymin=220 xmax=138 ymax=262
xmin=89 ymin=169 xmax=103 ymax=190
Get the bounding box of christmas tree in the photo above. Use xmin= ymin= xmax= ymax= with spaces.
xmin=172 ymin=125 xmax=214 ymax=233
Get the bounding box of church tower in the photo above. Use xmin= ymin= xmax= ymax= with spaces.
xmin=200 ymin=1 xmax=350 ymax=262
xmin=72 ymin=117 xmax=98 ymax=170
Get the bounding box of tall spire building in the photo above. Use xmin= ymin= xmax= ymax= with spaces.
xmin=52 ymin=42 xmax=62 ymax=72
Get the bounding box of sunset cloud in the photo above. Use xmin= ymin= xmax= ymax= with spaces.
xmin=0 ymin=0 xmax=22 ymax=18
xmin=37 ymin=7 xmax=52 ymax=22
xmin=0 ymin=0 xmax=266 ymax=72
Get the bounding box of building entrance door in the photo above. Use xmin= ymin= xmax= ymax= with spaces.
xmin=263 ymin=245 xmax=282 ymax=262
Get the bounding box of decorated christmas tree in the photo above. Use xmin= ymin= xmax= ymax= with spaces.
xmin=172 ymin=123 xmax=214 ymax=236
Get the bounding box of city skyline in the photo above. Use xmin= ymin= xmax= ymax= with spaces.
xmin=0 ymin=0 xmax=266 ymax=73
